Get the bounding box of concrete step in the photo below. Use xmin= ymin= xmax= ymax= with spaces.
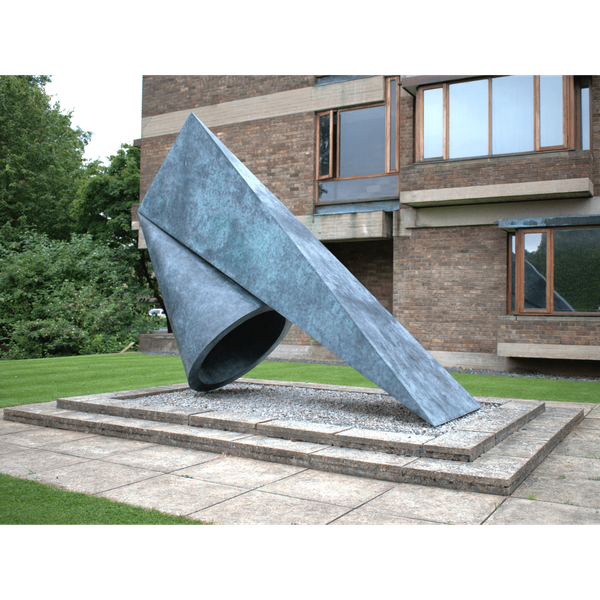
xmin=3 ymin=383 xmax=584 ymax=496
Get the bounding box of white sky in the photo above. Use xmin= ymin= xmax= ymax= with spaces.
xmin=45 ymin=74 xmax=143 ymax=163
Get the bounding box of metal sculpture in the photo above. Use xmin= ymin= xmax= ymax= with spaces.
xmin=139 ymin=113 xmax=480 ymax=426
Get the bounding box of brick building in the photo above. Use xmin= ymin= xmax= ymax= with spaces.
xmin=134 ymin=75 xmax=600 ymax=376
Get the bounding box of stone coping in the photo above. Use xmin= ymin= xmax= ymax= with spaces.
xmin=54 ymin=380 xmax=545 ymax=462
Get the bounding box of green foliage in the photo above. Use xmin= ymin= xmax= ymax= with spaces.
xmin=73 ymin=144 xmax=140 ymax=250
xmin=0 ymin=230 xmax=155 ymax=358
xmin=73 ymin=143 xmax=169 ymax=328
xmin=0 ymin=75 xmax=90 ymax=240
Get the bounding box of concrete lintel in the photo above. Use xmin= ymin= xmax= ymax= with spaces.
xmin=401 ymin=196 xmax=600 ymax=229
xmin=297 ymin=211 xmax=393 ymax=242
xmin=400 ymin=178 xmax=593 ymax=208
xmin=141 ymin=76 xmax=385 ymax=139
xmin=497 ymin=343 xmax=600 ymax=361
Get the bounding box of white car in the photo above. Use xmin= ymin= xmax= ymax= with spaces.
xmin=148 ymin=308 xmax=166 ymax=318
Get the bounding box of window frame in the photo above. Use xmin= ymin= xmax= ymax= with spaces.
xmin=417 ymin=76 xmax=576 ymax=162
xmin=508 ymin=225 xmax=600 ymax=316
xmin=315 ymin=76 xmax=400 ymax=184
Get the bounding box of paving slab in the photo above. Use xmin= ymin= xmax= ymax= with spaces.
xmin=189 ymin=410 xmax=275 ymax=432
xmin=104 ymin=445 xmax=221 ymax=472
xmin=330 ymin=506 xmax=442 ymax=525
xmin=98 ymin=473 xmax=247 ymax=517
xmin=188 ymin=489 xmax=349 ymax=525
xmin=258 ymin=468 xmax=396 ymax=508
xmin=59 ymin=395 xmax=214 ymax=425
xmin=173 ymin=454 xmax=306 ymax=488
xmin=362 ymin=482 xmax=503 ymax=525
xmin=552 ymin=428 xmax=600 ymax=459
xmin=0 ymin=448 xmax=90 ymax=478
xmin=40 ymin=435 xmax=155 ymax=459
xmin=27 ymin=459 xmax=162 ymax=494
xmin=512 ymin=455 xmax=600 ymax=509
xmin=0 ymin=441 xmax=26 ymax=456
xmin=0 ymin=427 xmax=94 ymax=449
xmin=401 ymin=453 xmax=531 ymax=495
xmin=0 ymin=418 xmax=41 ymax=436
xmin=484 ymin=497 xmax=600 ymax=525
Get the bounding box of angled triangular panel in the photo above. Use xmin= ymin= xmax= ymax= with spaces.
xmin=139 ymin=113 xmax=480 ymax=426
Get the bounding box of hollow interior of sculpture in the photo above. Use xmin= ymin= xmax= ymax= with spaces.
xmin=191 ymin=310 xmax=289 ymax=390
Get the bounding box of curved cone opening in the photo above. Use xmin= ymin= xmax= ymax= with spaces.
xmin=189 ymin=310 xmax=289 ymax=391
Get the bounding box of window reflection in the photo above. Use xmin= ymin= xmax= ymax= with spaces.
xmin=423 ymin=88 xmax=444 ymax=159
xmin=581 ymin=81 xmax=590 ymax=150
xmin=492 ymin=76 xmax=534 ymax=154
xmin=540 ymin=75 xmax=563 ymax=147
xmin=554 ymin=228 xmax=600 ymax=312
xmin=449 ymin=80 xmax=489 ymax=159
xmin=339 ymin=106 xmax=386 ymax=177
xmin=318 ymin=113 xmax=331 ymax=178
xmin=389 ymin=82 xmax=397 ymax=170
xmin=523 ymin=232 xmax=547 ymax=309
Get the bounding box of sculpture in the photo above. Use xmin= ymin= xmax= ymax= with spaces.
xmin=139 ymin=114 xmax=480 ymax=426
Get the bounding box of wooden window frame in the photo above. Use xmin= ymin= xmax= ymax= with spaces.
xmin=315 ymin=76 xmax=399 ymax=182
xmin=509 ymin=226 xmax=600 ymax=316
xmin=418 ymin=76 xmax=575 ymax=162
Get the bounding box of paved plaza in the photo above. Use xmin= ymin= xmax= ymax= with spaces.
xmin=1 ymin=394 xmax=599 ymax=525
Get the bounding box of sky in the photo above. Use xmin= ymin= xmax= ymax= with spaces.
xmin=45 ymin=74 xmax=143 ymax=164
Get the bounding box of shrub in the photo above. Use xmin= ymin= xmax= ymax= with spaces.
xmin=0 ymin=230 xmax=155 ymax=358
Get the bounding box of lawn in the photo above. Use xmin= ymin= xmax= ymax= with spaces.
xmin=1 ymin=352 xmax=598 ymax=409
xmin=0 ymin=473 xmax=207 ymax=525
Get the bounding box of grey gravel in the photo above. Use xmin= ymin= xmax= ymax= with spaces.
xmin=133 ymin=382 xmax=501 ymax=436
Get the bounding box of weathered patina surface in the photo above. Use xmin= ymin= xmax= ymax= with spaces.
xmin=139 ymin=114 xmax=480 ymax=425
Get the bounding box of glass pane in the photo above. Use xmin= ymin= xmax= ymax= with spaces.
xmin=540 ymin=75 xmax=563 ymax=147
xmin=339 ymin=106 xmax=386 ymax=177
xmin=318 ymin=114 xmax=330 ymax=177
xmin=317 ymin=174 xmax=398 ymax=203
xmin=492 ymin=76 xmax=534 ymax=154
xmin=449 ymin=79 xmax=489 ymax=159
xmin=581 ymin=83 xmax=590 ymax=151
xmin=523 ymin=232 xmax=547 ymax=309
xmin=389 ymin=81 xmax=397 ymax=170
xmin=511 ymin=235 xmax=516 ymax=312
xmin=553 ymin=228 xmax=600 ymax=312
xmin=423 ymin=88 xmax=444 ymax=158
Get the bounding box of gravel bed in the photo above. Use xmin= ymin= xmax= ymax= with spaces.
xmin=133 ymin=383 xmax=501 ymax=436
xmin=133 ymin=355 xmax=596 ymax=435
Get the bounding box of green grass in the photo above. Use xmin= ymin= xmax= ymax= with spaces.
xmin=0 ymin=352 xmax=186 ymax=408
xmin=0 ymin=473 xmax=206 ymax=525
xmin=247 ymin=361 xmax=600 ymax=404
xmin=1 ymin=353 xmax=598 ymax=409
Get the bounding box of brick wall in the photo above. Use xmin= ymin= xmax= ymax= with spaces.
xmin=140 ymin=114 xmax=316 ymax=215
xmin=498 ymin=317 xmax=600 ymax=346
xmin=142 ymin=76 xmax=316 ymax=118
xmin=325 ymin=240 xmax=394 ymax=312
xmin=401 ymin=151 xmax=593 ymax=195
xmin=394 ymin=226 xmax=508 ymax=354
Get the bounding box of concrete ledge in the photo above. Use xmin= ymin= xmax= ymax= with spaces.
xmin=138 ymin=333 xmax=178 ymax=354
xmin=400 ymin=178 xmax=593 ymax=208
xmin=297 ymin=211 xmax=393 ymax=242
xmin=498 ymin=343 xmax=600 ymax=360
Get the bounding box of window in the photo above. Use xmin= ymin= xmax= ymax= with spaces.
xmin=578 ymin=77 xmax=590 ymax=151
xmin=316 ymin=77 xmax=399 ymax=203
xmin=509 ymin=227 xmax=600 ymax=314
xmin=418 ymin=76 xmax=577 ymax=161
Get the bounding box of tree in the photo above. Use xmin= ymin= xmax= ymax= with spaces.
xmin=73 ymin=144 xmax=171 ymax=330
xmin=0 ymin=75 xmax=89 ymax=240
